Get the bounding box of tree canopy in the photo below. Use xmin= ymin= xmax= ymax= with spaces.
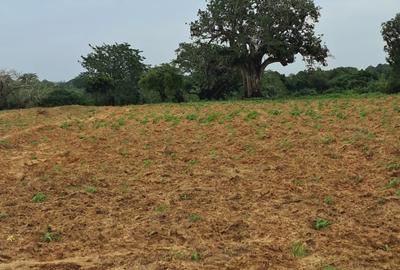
xmin=174 ymin=43 xmax=241 ymax=100
xmin=382 ymin=14 xmax=400 ymax=93
xmin=190 ymin=0 xmax=329 ymax=97
xmin=80 ymin=43 xmax=146 ymax=105
xmin=382 ymin=13 xmax=400 ymax=70
xmin=139 ymin=64 xmax=185 ymax=103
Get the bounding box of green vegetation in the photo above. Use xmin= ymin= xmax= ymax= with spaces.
xmin=314 ymin=218 xmax=331 ymax=230
xmin=323 ymin=266 xmax=338 ymax=270
xmin=1 ymin=5 xmax=398 ymax=111
xmin=385 ymin=178 xmax=400 ymax=189
xmin=42 ymin=225 xmax=61 ymax=243
xmin=292 ymin=241 xmax=308 ymax=258
xmin=386 ymin=162 xmax=400 ymax=171
xmin=0 ymin=212 xmax=8 ymax=220
xmin=32 ymin=193 xmax=48 ymax=203
xmin=85 ymin=186 xmax=97 ymax=194
xmin=324 ymin=196 xmax=335 ymax=205
xmin=191 ymin=252 xmax=202 ymax=262
xmin=189 ymin=214 xmax=202 ymax=222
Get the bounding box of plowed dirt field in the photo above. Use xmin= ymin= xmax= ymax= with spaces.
xmin=0 ymin=96 xmax=399 ymax=269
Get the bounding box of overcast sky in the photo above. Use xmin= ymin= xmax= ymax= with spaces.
xmin=0 ymin=0 xmax=399 ymax=81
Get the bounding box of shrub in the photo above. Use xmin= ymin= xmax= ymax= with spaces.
xmin=39 ymin=88 xmax=90 ymax=107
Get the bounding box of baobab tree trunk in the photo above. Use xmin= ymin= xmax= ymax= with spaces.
xmin=241 ymin=63 xmax=263 ymax=98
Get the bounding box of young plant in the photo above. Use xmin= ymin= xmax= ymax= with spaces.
xmin=186 ymin=114 xmax=198 ymax=121
xmin=268 ymin=109 xmax=282 ymax=116
xmin=85 ymin=186 xmax=97 ymax=194
xmin=246 ymin=111 xmax=260 ymax=121
xmin=144 ymin=159 xmax=153 ymax=168
xmin=386 ymin=162 xmax=400 ymax=171
xmin=314 ymin=218 xmax=331 ymax=230
xmin=292 ymin=241 xmax=308 ymax=258
xmin=189 ymin=214 xmax=202 ymax=222
xmin=385 ymin=178 xmax=400 ymax=189
xmin=42 ymin=226 xmax=61 ymax=243
xmin=324 ymin=196 xmax=335 ymax=205
xmin=32 ymin=193 xmax=47 ymax=203
xmin=191 ymin=252 xmax=202 ymax=262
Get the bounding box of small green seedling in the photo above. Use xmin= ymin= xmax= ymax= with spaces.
xmin=189 ymin=214 xmax=202 ymax=222
xmin=32 ymin=193 xmax=47 ymax=203
xmin=191 ymin=252 xmax=202 ymax=262
xmin=85 ymin=186 xmax=97 ymax=194
xmin=292 ymin=241 xmax=308 ymax=258
xmin=314 ymin=218 xmax=331 ymax=230
xmin=246 ymin=111 xmax=260 ymax=121
xmin=324 ymin=196 xmax=334 ymax=205
xmin=186 ymin=114 xmax=198 ymax=121
xmin=385 ymin=178 xmax=400 ymax=189
xmin=42 ymin=226 xmax=61 ymax=243
xmin=144 ymin=159 xmax=153 ymax=168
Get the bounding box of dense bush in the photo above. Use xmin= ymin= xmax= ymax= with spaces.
xmin=39 ymin=88 xmax=90 ymax=107
xmin=139 ymin=64 xmax=185 ymax=103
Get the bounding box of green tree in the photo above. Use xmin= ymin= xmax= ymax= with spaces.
xmin=80 ymin=43 xmax=146 ymax=105
xmin=190 ymin=0 xmax=329 ymax=98
xmin=139 ymin=64 xmax=185 ymax=103
xmin=382 ymin=13 xmax=400 ymax=93
xmin=175 ymin=43 xmax=242 ymax=100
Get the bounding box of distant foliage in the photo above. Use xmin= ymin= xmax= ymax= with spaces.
xmin=175 ymin=43 xmax=242 ymax=100
xmin=0 ymin=71 xmax=52 ymax=110
xmin=139 ymin=64 xmax=185 ymax=103
xmin=382 ymin=14 xmax=400 ymax=93
xmin=39 ymin=87 xmax=90 ymax=107
xmin=190 ymin=0 xmax=329 ymax=98
xmin=261 ymin=64 xmax=392 ymax=98
xmin=80 ymin=43 xmax=146 ymax=105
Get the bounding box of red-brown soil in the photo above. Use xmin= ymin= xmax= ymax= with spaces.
xmin=0 ymin=96 xmax=399 ymax=269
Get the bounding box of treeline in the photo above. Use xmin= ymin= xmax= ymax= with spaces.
xmin=0 ymin=60 xmax=394 ymax=111
xmin=1 ymin=1 xmax=399 ymax=110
